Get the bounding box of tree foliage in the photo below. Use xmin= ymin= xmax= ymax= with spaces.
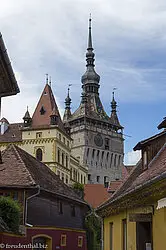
xmin=85 ymin=209 xmax=101 ymax=250
xmin=0 ymin=196 xmax=21 ymax=232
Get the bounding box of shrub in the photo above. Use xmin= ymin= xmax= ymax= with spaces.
xmin=0 ymin=196 xmax=20 ymax=232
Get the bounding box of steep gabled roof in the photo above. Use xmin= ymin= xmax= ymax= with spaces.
xmin=0 ymin=144 xmax=86 ymax=204
xmin=31 ymin=84 xmax=65 ymax=132
xmin=0 ymin=33 xmax=20 ymax=97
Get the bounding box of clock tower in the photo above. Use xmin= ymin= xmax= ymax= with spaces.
xmin=63 ymin=18 xmax=124 ymax=185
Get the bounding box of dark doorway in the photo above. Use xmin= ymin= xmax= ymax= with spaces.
xmin=136 ymin=222 xmax=152 ymax=250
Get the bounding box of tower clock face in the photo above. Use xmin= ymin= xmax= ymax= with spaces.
xmin=94 ymin=133 xmax=103 ymax=147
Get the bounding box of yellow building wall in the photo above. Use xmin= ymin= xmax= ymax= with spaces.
xmin=153 ymin=206 xmax=166 ymax=250
xmin=104 ymin=205 xmax=166 ymax=250
xmin=0 ymin=127 xmax=87 ymax=185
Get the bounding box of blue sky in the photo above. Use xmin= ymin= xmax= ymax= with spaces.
xmin=1 ymin=0 xmax=166 ymax=164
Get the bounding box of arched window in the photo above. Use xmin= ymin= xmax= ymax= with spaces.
xmin=114 ymin=154 xmax=117 ymax=167
xmin=36 ymin=148 xmax=43 ymax=161
xmin=66 ymin=155 xmax=68 ymax=168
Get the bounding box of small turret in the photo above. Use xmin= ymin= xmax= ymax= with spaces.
xmin=63 ymin=87 xmax=72 ymax=122
xmin=0 ymin=117 xmax=9 ymax=134
xmin=23 ymin=107 xmax=32 ymax=127
xmin=110 ymin=92 xmax=123 ymax=131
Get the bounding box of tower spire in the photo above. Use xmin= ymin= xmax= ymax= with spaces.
xmin=110 ymin=90 xmax=122 ymax=131
xmin=81 ymin=16 xmax=100 ymax=94
xmin=88 ymin=14 xmax=93 ymax=49
xmin=46 ymin=74 xmax=48 ymax=84
xmin=63 ymin=85 xmax=72 ymax=122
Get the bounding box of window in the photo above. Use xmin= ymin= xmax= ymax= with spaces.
xmin=61 ymin=235 xmax=66 ymax=246
xmin=104 ymin=176 xmax=109 ymax=188
xmin=88 ymin=174 xmax=91 ymax=181
xmin=92 ymin=149 xmax=95 ymax=159
xmin=81 ymin=174 xmax=83 ymax=184
xmin=110 ymin=222 xmax=113 ymax=250
xmin=62 ymin=152 xmax=64 ymax=166
xmin=66 ymin=155 xmax=68 ymax=168
xmin=105 ymin=138 xmax=109 ymax=150
xmin=63 ymin=137 xmax=65 ymax=144
xmin=59 ymin=201 xmax=63 ymax=214
xmin=71 ymin=204 xmax=76 ymax=217
xmin=122 ymin=219 xmax=127 ymax=250
xmin=143 ymin=151 xmax=147 ymax=169
xmin=62 ymin=173 xmax=64 ymax=182
xmin=36 ymin=148 xmax=43 ymax=161
xmin=12 ymin=192 xmax=18 ymax=201
xmin=57 ymin=170 xmax=60 ymax=177
xmin=110 ymin=153 xmax=113 ymax=167
xmin=66 ymin=175 xmax=68 ymax=184
xmin=84 ymin=176 xmax=86 ymax=184
xmin=114 ymin=154 xmax=117 ymax=167
xmin=57 ymin=149 xmax=60 ymax=163
xmin=67 ymin=140 xmax=69 ymax=147
xmin=97 ymin=176 xmax=100 ymax=183
xmin=78 ymin=236 xmax=83 ymax=247
xmin=87 ymin=148 xmax=89 ymax=157
xmin=36 ymin=132 xmax=42 ymax=139
xmin=40 ymin=106 xmax=45 ymax=115
xmin=59 ymin=133 xmax=61 ymax=141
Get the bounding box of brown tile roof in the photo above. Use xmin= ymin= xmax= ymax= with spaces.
xmin=31 ymin=84 xmax=65 ymax=132
xmin=84 ymin=184 xmax=110 ymax=208
xmin=97 ymin=143 xmax=166 ymax=215
xmin=97 ymin=160 xmax=142 ymax=210
xmin=0 ymin=33 xmax=20 ymax=97
xmin=107 ymin=181 xmax=122 ymax=193
xmin=0 ymin=144 xmax=86 ymax=204
xmin=0 ymin=123 xmax=23 ymax=142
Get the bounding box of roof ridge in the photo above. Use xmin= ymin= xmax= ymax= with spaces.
xmin=10 ymin=144 xmax=36 ymax=186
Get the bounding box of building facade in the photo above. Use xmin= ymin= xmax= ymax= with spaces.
xmin=0 ymin=83 xmax=88 ymax=185
xmin=63 ymin=18 xmax=124 ymax=185
xmin=0 ymin=144 xmax=89 ymax=250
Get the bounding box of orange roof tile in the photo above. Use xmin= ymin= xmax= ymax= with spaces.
xmin=84 ymin=184 xmax=110 ymax=208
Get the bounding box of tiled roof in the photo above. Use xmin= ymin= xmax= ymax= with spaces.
xmin=84 ymin=184 xmax=110 ymax=208
xmin=158 ymin=118 xmax=166 ymax=130
xmin=97 ymin=143 xmax=166 ymax=214
xmin=0 ymin=33 xmax=20 ymax=97
xmin=0 ymin=144 xmax=86 ymax=204
xmin=97 ymin=160 xmax=142 ymax=210
xmin=31 ymin=84 xmax=65 ymax=132
xmin=0 ymin=123 xmax=23 ymax=142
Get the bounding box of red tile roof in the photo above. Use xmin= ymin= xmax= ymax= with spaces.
xmin=0 ymin=144 xmax=86 ymax=204
xmin=84 ymin=184 xmax=110 ymax=208
xmin=32 ymin=84 xmax=65 ymax=132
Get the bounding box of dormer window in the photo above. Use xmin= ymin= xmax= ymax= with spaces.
xmin=40 ymin=106 xmax=46 ymax=115
xmin=143 ymin=151 xmax=148 ymax=169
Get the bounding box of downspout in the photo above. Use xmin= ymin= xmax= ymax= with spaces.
xmin=25 ymin=185 xmax=40 ymax=226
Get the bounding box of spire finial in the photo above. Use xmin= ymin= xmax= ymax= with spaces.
xmin=88 ymin=13 xmax=93 ymax=49
xmin=111 ymin=88 xmax=117 ymax=112
xmin=46 ymin=74 xmax=48 ymax=84
xmin=49 ymin=76 xmax=52 ymax=87
xmin=27 ymin=106 xmax=29 ymax=111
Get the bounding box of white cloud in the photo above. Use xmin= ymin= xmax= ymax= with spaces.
xmin=124 ymin=150 xmax=141 ymax=165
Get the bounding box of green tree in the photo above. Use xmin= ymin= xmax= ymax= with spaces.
xmin=0 ymin=196 xmax=20 ymax=232
xmin=85 ymin=209 xmax=101 ymax=250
